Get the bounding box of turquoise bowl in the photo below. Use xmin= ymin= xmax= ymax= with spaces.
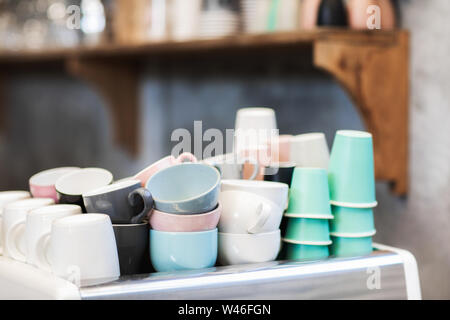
xmin=328 ymin=130 xmax=376 ymax=206
xmin=284 ymin=242 xmax=329 ymax=261
xmin=284 ymin=217 xmax=331 ymax=243
xmin=146 ymin=163 xmax=220 ymax=214
xmin=330 ymin=206 xmax=375 ymax=234
xmin=150 ymin=229 xmax=218 ymax=272
xmin=287 ymin=168 xmax=332 ymax=216
xmin=330 ymin=235 xmax=373 ymax=257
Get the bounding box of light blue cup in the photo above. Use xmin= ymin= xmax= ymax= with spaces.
xmin=284 ymin=217 xmax=331 ymax=243
xmin=150 ymin=229 xmax=218 ymax=272
xmin=286 ymin=168 xmax=332 ymax=216
xmin=284 ymin=242 xmax=329 ymax=261
xmin=330 ymin=235 xmax=373 ymax=257
xmin=330 ymin=206 xmax=375 ymax=234
xmin=146 ymin=163 xmax=221 ymax=214
xmin=328 ymin=130 xmax=377 ymax=207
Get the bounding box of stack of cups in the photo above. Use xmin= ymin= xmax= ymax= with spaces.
xmin=282 ymin=168 xmax=333 ymax=261
xmin=328 ymin=130 xmax=377 ymax=257
xmin=146 ymin=163 xmax=221 ymax=272
xmin=218 ymin=180 xmax=288 ymax=266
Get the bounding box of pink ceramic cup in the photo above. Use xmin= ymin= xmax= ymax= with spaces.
xmin=29 ymin=167 xmax=81 ymax=202
xmin=149 ymin=203 xmax=221 ymax=232
xmin=134 ymin=152 xmax=197 ymax=187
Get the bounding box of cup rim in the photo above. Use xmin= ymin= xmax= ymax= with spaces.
xmin=218 ymin=229 xmax=280 ymax=238
xmin=53 ymin=213 xmax=110 ymax=228
xmin=221 ymin=179 xmax=288 ymax=190
xmin=151 ymin=228 xmax=218 ymax=236
xmin=82 ymin=179 xmax=141 ymax=197
xmin=4 ymin=197 xmax=55 ymax=211
xmin=55 ymin=168 xmax=114 ymax=196
xmin=336 ymin=130 xmax=372 ymax=139
xmin=284 ymin=213 xmax=334 ymax=220
xmin=330 ymin=200 xmax=378 ymax=208
xmin=133 ymin=155 xmax=175 ymax=179
xmin=29 ymin=167 xmax=81 ymax=187
xmin=113 ymin=221 xmax=149 ymax=227
xmin=290 ymin=132 xmax=326 ymax=142
xmin=28 ymin=204 xmax=82 ymax=216
xmin=330 ymin=230 xmax=376 ymax=238
xmin=282 ymin=238 xmax=332 ymax=246
xmin=152 ymin=203 xmax=222 ymax=218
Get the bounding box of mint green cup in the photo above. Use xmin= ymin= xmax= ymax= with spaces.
xmin=328 ymin=130 xmax=377 ymax=207
xmin=284 ymin=217 xmax=331 ymax=243
xmin=330 ymin=206 xmax=375 ymax=234
xmin=330 ymin=235 xmax=373 ymax=257
xmin=287 ymin=168 xmax=332 ymax=216
xmin=284 ymin=242 xmax=329 ymax=261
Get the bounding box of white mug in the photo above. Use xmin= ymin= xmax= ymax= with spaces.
xmin=290 ymin=132 xmax=330 ymax=169
xmin=218 ymin=230 xmax=281 ymax=265
xmin=35 ymin=214 xmax=120 ymax=287
xmin=2 ymin=198 xmax=55 ymax=261
xmin=221 ymin=179 xmax=289 ymax=211
xmin=26 ymin=205 xmax=82 ymax=267
xmin=0 ymin=191 xmax=31 ymax=255
xmin=219 ymin=190 xmax=283 ymax=234
xmin=202 ymin=153 xmax=260 ymax=180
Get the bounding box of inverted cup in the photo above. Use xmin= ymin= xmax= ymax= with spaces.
xmin=287 ymin=168 xmax=332 ymax=216
xmin=284 ymin=217 xmax=331 ymax=243
xmin=283 ymin=242 xmax=329 ymax=261
xmin=330 ymin=206 xmax=375 ymax=234
xmin=328 ymin=130 xmax=376 ymax=207
xmin=29 ymin=167 xmax=81 ymax=202
xmin=330 ymin=235 xmax=373 ymax=257
xmin=289 ymin=132 xmax=330 ymax=169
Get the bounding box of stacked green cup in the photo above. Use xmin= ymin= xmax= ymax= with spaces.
xmin=282 ymin=168 xmax=333 ymax=261
xmin=328 ymin=130 xmax=377 ymax=257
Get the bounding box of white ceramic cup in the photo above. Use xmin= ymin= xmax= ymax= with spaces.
xmin=35 ymin=214 xmax=120 ymax=287
xmin=0 ymin=191 xmax=31 ymax=255
xmin=219 ymin=190 xmax=283 ymax=234
xmin=218 ymin=230 xmax=281 ymax=265
xmin=25 ymin=205 xmax=82 ymax=267
xmin=202 ymin=153 xmax=260 ymax=180
xmin=290 ymin=133 xmax=330 ymax=169
xmin=2 ymin=198 xmax=55 ymax=261
xmin=221 ymin=179 xmax=289 ymax=211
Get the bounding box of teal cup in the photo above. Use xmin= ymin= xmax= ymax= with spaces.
xmin=284 ymin=217 xmax=331 ymax=243
xmin=286 ymin=168 xmax=332 ymax=216
xmin=330 ymin=235 xmax=373 ymax=257
xmin=330 ymin=206 xmax=375 ymax=234
xmin=284 ymin=242 xmax=329 ymax=261
xmin=150 ymin=229 xmax=218 ymax=272
xmin=328 ymin=130 xmax=377 ymax=207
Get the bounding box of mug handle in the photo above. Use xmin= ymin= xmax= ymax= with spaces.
xmin=34 ymin=231 xmax=52 ymax=272
xmin=240 ymin=157 xmax=260 ymax=181
xmin=247 ymin=202 xmax=271 ymax=234
xmin=175 ymin=152 xmax=197 ymax=164
xmin=5 ymin=220 xmax=26 ymax=262
xmin=128 ymin=188 xmax=154 ymax=224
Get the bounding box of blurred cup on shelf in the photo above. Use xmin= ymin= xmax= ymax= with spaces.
xmin=218 ymin=229 xmax=281 ymax=265
xmin=290 ymin=132 xmax=329 ymax=169
xmin=283 ymin=242 xmax=329 ymax=261
xmin=330 ymin=206 xmax=375 ymax=234
xmin=267 ymin=0 xmax=301 ymax=32
xmin=29 ymin=167 xmax=81 ymax=203
xmin=300 ymin=0 xmax=322 ymax=29
xmin=170 ymin=0 xmax=202 ymax=41
xmin=241 ymin=0 xmax=271 ymax=34
xmin=330 ymin=232 xmax=375 ymax=257
xmin=328 ymin=130 xmax=377 ymax=207
xmin=113 ymin=0 xmax=152 ymax=44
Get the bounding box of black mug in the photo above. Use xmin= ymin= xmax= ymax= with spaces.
xmin=83 ymin=179 xmax=153 ymax=224
xmin=264 ymin=163 xmax=295 ymax=186
xmin=113 ymin=222 xmax=152 ymax=276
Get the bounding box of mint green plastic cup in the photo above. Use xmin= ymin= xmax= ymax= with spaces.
xmin=330 ymin=206 xmax=375 ymax=234
xmin=330 ymin=235 xmax=373 ymax=257
xmin=287 ymin=168 xmax=332 ymax=216
xmin=284 ymin=242 xmax=329 ymax=261
xmin=284 ymin=217 xmax=331 ymax=243
xmin=328 ymin=130 xmax=377 ymax=207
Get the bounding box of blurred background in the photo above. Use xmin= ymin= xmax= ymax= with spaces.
xmin=0 ymin=0 xmax=449 ymax=299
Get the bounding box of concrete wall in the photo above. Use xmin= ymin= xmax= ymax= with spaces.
xmin=1 ymin=0 xmax=449 ymax=299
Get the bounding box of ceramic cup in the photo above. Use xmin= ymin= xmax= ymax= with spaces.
xmin=149 ymin=203 xmax=221 ymax=232
xmin=202 ymin=153 xmax=259 ymax=180
xmin=328 ymin=130 xmax=377 ymax=207
xmin=83 ymin=179 xmax=153 ymax=224
xmin=25 ymin=205 xmax=82 ymax=266
xmin=0 ymin=191 xmax=30 ymax=255
xmin=150 ymin=229 xmax=218 ymax=272
xmin=263 ymin=162 xmax=295 ymax=186
xmin=29 ymin=167 xmax=81 ymax=202
xmin=330 ymin=233 xmax=374 ymax=257
xmin=35 ymin=214 xmax=120 ymax=287
xmin=283 ymin=242 xmax=329 ymax=261
xmin=330 ymin=206 xmax=375 ymax=234
xmin=287 ymin=168 xmax=332 ymax=217
xmin=113 ymin=222 xmax=152 ymax=276
xmin=55 ymin=168 xmax=114 ymax=212
xmin=218 ymin=230 xmax=281 ymax=266
xmin=2 ymin=198 xmax=55 ymax=261
xmin=219 ymin=191 xmax=283 ymax=234
xmin=284 ymin=217 xmax=331 ymax=243
xmin=221 ymin=179 xmax=289 ymax=212
xmin=290 ymin=133 xmax=329 ymax=169
xmin=146 ymin=163 xmax=220 ymax=214
xmin=134 ymin=152 xmax=197 ymax=187
xmin=272 ymin=135 xmax=293 ymax=163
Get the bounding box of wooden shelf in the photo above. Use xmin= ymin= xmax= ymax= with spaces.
xmin=0 ymin=29 xmax=409 ymax=195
